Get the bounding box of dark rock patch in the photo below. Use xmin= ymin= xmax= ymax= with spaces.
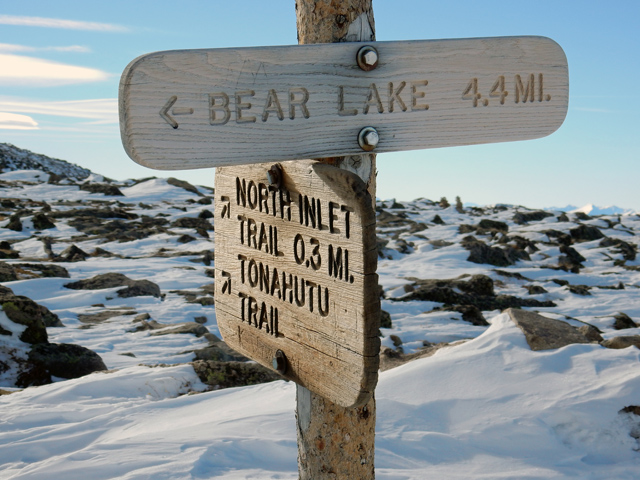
xmin=600 ymin=238 xmax=637 ymax=262
xmin=578 ymin=325 xmax=604 ymax=342
xmin=513 ymin=211 xmax=554 ymax=225
xmin=442 ymin=305 xmax=488 ymax=326
xmin=32 ymin=212 xmax=55 ymax=230
xmin=570 ymin=224 xmax=605 ymax=243
xmin=477 ymin=219 xmax=508 ymax=233
xmin=567 ymin=284 xmax=592 ymax=296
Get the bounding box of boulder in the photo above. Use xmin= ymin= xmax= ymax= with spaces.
xmin=506 ymin=309 xmax=590 ymax=351
xmin=58 ymin=244 xmax=89 ymax=262
xmin=28 ymin=343 xmax=106 ymax=380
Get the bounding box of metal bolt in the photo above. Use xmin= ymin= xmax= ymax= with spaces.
xmin=358 ymin=126 xmax=379 ymax=151
xmin=356 ymin=45 xmax=379 ymax=71
xmin=266 ymin=164 xmax=282 ymax=188
xmin=272 ymin=349 xmax=287 ymax=375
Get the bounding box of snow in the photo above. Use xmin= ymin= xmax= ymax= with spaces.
xmin=1 ymin=149 xmax=639 ymax=478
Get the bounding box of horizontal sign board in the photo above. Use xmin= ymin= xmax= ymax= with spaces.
xmin=119 ymin=36 xmax=569 ymax=170
xmin=214 ymin=160 xmax=379 ymax=407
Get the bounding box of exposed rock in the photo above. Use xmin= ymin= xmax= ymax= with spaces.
xmin=0 ymin=262 xmax=18 ymax=282
xmin=178 ymin=234 xmax=196 ymax=243
xmin=506 ymin=309 xmax=590 ymax=351
xmin=380 ymin=310 xmax=392 ymax=329
xmin=543 ymin=229 xmax=572 ymax=246
xmin=13 ymin=263 xmax=69 ymax=278
xmin=80 ymin=182 xmax=124 ymax=196
xmin=28 ymin=343 xmax=107 ymax=380
xmin=432 ymin=214 xmax=445 ymax=225
xmin=397 ymin=274 xmax=555 ymax=311
xmin=462 ymin=236 xmax=528 ymax=267
xmin=567 ymin=284 xmax=591 ymax=296
xmin=478 ymin=219 xmax=508 ymax=233
xmin=524 ymin=285 xmax=548 ymax=295
xmin=600 ymin=237 xmax=637 ymax=261
xmin=78 ymin=310 xmax=134 ymax=324
xmin=191 ymin=342 xmax=249 ymax=362
xmin=0 ymin=294 xmax=48 ymax=344
xmin=64 ymin=273 xmax=162 ymax=298
xmin=194 ymin=316 xmax=208 ymax=324
xmin=601 ymin=336 xmax=640 ymax=350
xmin=569 ymin=224 xmax=605 ymax=242
xmin=146 ymin=321 xmax=209 ymax=337
xmin=132 ymin=313 xmax=151 ymax=322
xmin=513 ymin=211 xmax=554 ymax=225
xmin=31 ymin=212 xmax=55 ymax=230
xmin=6 ymin=214 xmax=22 ymax=231
xmin=117 ymin=280 xmax=162 ymax=299
xmin=171 ymin=217 xmax=214 ymax=231
xmin=442 ymin=304 xmax=488 ymax=326
xmin=191 ymin=360 xmax=282 ymax=390
xmin=0 ymin=241 xmax=19 ymax=259
xmin=58 ymin=244 xmax=89 ymax=262
xmin=578 ymin=325 xmax=604 ymax=342
xmin=613 ymin=312 xmax=638 ymax=330
xmin=167 ymin=177 xmax=201 ymax=195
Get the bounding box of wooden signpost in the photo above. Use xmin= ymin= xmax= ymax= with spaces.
xmin=214 ymin=160 xmax=379 ymax=408
xmin=118 ymin=1 xmax=569 ymax=477
xmin=119 ymin=37 xmax=568 ymax=170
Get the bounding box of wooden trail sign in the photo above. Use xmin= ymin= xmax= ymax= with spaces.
xmin=214 ymin=160 xmax=380 ymax=408
xmin=119 ymin=36 xmax=568 ymax=170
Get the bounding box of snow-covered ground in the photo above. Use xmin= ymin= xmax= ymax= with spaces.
xmin=1 ymin=155 xmax=639 ymax=478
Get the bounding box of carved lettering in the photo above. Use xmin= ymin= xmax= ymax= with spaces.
xmin=289 ymin=87 xmax=310 ymax=119
xmin=363 ymin=83 xmax=383 ymax=114
xmin=209 ymin=92 xmax=231 ymax=125
xmin=410 ymin=80 xmax=429 ymax=111
xmin=262 ymin=89 xmax=284 ymax=122
xmin=235 ymin=90 xmax=257 ymax=123
xmin=338 ymin=85 xmax=357 ymax=116
xmin=388 ymin=81 xmax=407 ymax=112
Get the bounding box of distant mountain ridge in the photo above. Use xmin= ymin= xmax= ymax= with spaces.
xmin=546 ymin=204 xmax=637 ymax=216
xmin=0 ymin=143 xmax=92 ymax=181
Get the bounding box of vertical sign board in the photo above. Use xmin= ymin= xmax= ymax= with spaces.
xmin=214 ymin=160 xmax=379 ymax=408
xmin=119 ymin=36 xmax=569 ymax=170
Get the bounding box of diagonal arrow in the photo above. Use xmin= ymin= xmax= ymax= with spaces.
xmin=160 ymin=96 xmax=179 ymax=129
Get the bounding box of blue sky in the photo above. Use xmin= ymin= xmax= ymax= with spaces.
xmin=1 ymin=1 xmax=638 ymax=210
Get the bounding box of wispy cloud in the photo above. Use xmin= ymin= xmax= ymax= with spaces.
xmin=0 ymin=97 xmax=117 ymax=124
xmin=0 ymin=54 xmax=110 ymax=86
xmin=0 ymin=43 xmax=91 ymax=53
xmin=0 ymin=14 xmax=127 ymax=32
xmin=0 ymin=112 xmax=39 ymax=130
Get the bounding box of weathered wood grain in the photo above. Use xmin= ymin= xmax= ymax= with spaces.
xmin=214 ymin=160 xmax=379 ymax=408
xmin=119 ymin=36 xmax=568 ymax=170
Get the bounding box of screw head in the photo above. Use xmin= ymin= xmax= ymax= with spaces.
xmin=356 ymin=45 xmax=379 ymax=71
xmin=358 ymin=126 xmax=379 ymax=151
xmin=272 ymin=349 xmax=287 ymax=375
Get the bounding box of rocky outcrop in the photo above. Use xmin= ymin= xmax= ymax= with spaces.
xmin=396 ymin=275 xmax=555 ymax=314
xmin=1 ymin=287 xmax=106 ymax=387
xmin=506 ymin=309 xmax=591 ymax=351
xmin=191 ymin=360 xmax=282 ymax=390
xmin=64 ymin=273 xmax=162 ymax=298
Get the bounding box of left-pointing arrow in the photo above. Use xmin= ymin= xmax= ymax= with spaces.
xmin=160 ymin=96 xmax=179 ymax=129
